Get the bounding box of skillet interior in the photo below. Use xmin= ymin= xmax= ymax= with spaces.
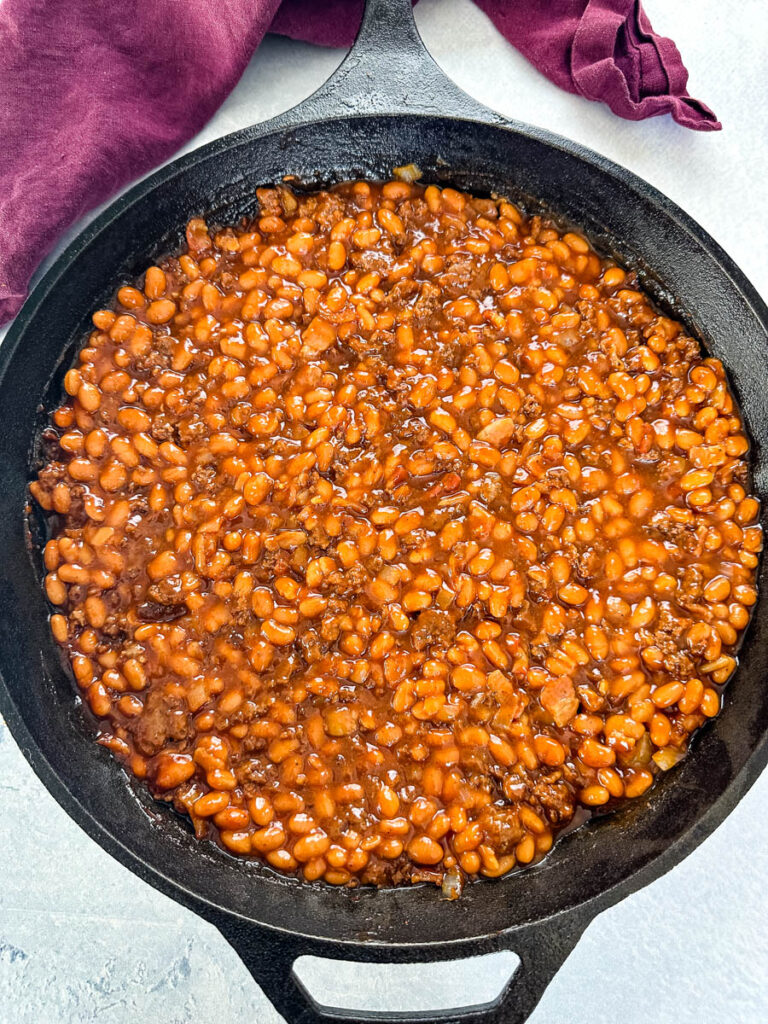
xmin=1 ymin=113 xmax=767 ymax=950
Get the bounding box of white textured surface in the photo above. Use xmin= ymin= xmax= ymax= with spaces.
xmin=1 ymin=0 xmax=767 ymax=1020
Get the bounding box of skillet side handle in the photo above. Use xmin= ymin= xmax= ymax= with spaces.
xmin=268 ymin=0 xmax=493 ymax=125
xmin=213 ymin=914 xmax=587 ymax=1024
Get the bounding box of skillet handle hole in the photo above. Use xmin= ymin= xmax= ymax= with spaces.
xmin=292 ymin=950 xmax=520 ymax=1019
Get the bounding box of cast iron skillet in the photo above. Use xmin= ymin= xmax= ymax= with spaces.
xmin=1 ymin=1 xmax=767 ymax=1021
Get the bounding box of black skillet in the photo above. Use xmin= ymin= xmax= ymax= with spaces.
xmin=1 ymin=1 xmax=767 ymax=1021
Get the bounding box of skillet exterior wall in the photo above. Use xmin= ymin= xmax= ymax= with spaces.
xmin=0 ymin=0 xmax=765 ymax=1019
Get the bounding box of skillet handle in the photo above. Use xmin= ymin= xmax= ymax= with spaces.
xmin=214 ymin=914 xmax=587 ymax=1024
xmin=267 ymin=0 xmax=497 ymax=125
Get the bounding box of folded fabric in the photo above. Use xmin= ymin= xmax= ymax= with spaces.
xmin=470 ymin=0 xmax=719 ymax=131
xmin=0 ymin=0 xmax=719 ymax=324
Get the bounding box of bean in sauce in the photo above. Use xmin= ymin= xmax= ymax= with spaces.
xmin=31 ymin=180 xmax=761 ymax=893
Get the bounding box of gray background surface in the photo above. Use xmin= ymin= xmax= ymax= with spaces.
xmin=1 ymin=0 xmax=767 ymax=1020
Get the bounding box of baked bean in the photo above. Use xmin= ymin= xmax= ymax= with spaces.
xmin=194 ymin=791 xmax=230 ymax=817
xmin=146 ymin=299 xmax=176 ymax=324
xmin=33 ymin=180 xmax=760 ymax=894
xmin=144 ymin=266 xmax=167 ymax=299
xmin=407 ymin=835 xmax=444 ymax=865
xmin=652 ymin=682 xmax=685 ymax=709
xmin=154 ymin=754 xmax=195 ymax=790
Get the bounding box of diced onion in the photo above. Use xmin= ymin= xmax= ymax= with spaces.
xmin=652 ymin=746 xmax=685 ymax=771
xmin=393 ymin=162 xmax=422 ymax=183
xmin=441 ymin=866 xmax=464 ymax=900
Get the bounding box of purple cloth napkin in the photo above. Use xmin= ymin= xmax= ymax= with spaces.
xmin=0 ymin=0 xmax=719 ymax=325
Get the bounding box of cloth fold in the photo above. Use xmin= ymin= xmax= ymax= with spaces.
xmin=0 ymin=0 xmax=719 ymax=324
